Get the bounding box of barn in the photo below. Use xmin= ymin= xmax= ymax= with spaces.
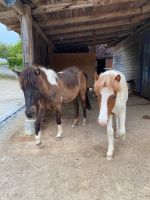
xmin=0 ymin=0 xmax=150 ymax=98
xmin=0 ymin=1 xmax=150 ymax=199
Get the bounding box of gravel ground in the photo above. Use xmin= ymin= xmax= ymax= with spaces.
xmin=0 ymin=95 xmax=150 ymax=200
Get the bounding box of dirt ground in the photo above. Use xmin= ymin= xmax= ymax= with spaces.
xmin=0 ymin=95 xmax=150 ymax=200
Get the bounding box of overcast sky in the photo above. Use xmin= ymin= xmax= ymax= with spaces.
xmin=0 ymin=23 xmax=20 ymax=44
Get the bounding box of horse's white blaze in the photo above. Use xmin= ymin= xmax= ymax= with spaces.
xmin=56 ymin=124 xmax=63 ymax=138
xmin=98 ymin=87 xmax=113 ymax=126
xmin=41 ymin=67 xmax=58 ymax=86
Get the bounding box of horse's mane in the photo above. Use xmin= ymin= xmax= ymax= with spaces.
xmin=20 ymin=67 xmax=39 ymax=89
xmin=94 ymin=74 xmax=120 ymax=94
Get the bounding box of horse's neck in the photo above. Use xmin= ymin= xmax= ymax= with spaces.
xmin=115 ymin=83 xmax=128 ymax=109
xmin=39 ymin=77 xmax=58 ymax=101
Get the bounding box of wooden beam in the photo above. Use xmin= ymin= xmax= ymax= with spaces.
xmin=32 ymin=0 xmax=137 ymax=15
xmin=0 ymin=10 xmax=17 ymax=19
xmin=45 ymin=19 xmax=133 ymax=35
xmin=92 ymin=31 xmax=96 ymax=53
xmin=55 ymin=38 xmax=119 ymax=47
xmin=32 ymin=20 xmax=49 ymax=43
xmin=0 ymin=0 xmax=24 ymax=15
xmin=21 ymin=4 xmax=34 ymax=67
xmin=51 ymin=27 xmax=132 ymax=41
xmin=39 ymin=6 xmax=150 ymax=28
xmin=0 ymin=0 xmax=49 ymax=44
xmin=54 ymin=31 xmax=131 ymax=45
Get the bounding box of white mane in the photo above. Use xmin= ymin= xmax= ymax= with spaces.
xmin=41 ymin=67 xmax=58 ymax=86
xmin=101 ymin=70 xmax=128 ymax=102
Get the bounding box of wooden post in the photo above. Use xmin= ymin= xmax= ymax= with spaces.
xmin=92 ymin=30 xmax=96 ymax=53
xmin=21 ymin=4 xmax=34 ymax=67
xmin=48 ymin=39 xmax=53 ymax=66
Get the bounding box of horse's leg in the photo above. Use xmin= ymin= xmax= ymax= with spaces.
xmin=35 ymin=102 xmax=39 ymax=118
xmin=115 ymin=115 xmax=119 ymax=138
xmin=106 ymin=115 xmax=114 ymax=160
xmin=79 ymin=93 xmax=86 ymax=126
xmin=56 ymin=108 xmax=63 ymax=139
xmin=72 ymin=98 xmax=79 ymax=128
xmin=118 ymin=107 xmax=126 ymax=140
xmin=35 ymin=108 xmax=44 ymax=145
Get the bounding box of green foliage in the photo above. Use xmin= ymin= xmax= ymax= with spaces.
xmin=0 ymin=40 xmax=23 ymax=69
xmin=0 ymin=43 xmax=9 ymax=59
xmin=8 ymin=57 xmax=22 ymax=67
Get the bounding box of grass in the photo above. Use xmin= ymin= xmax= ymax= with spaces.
xmin=0 ymin=75 xmax=16 ymax=80
xmin=0 ymin=62 xmax=8 ymax=66
xmin=9 ymin=65 xmax=23 ymax=71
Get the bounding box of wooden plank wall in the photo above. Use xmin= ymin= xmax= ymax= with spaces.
xmin=52 ymin=53 xmax=96 ymax=88
xmin=32 ymin=26 xmax=49 ymax=66
xmin=113 ymin=35 xmax=140 ymax=83
xmin=105 ymin=58 xmax=113 ymax=69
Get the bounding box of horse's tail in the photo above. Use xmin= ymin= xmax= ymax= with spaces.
xmin=83 ymin=72 xmax=92 ymax=110
xmin=86 ymin=90 xmax=92 ymax=110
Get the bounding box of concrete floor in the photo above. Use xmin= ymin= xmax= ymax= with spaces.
xmin=0 ymin=78 xmax=24 ymax=123
xmin=0 ymin=96 xmax=150 ymax=200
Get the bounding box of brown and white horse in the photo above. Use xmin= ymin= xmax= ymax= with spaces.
xmin=14 ymin=66 xmax=91 ymax=145
xmin=94 ymin=70 xmax=128 ymax=160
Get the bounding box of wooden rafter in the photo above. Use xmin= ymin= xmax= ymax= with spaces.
xmin=45 ymin=19 xmax=134 ymax=35
xmin=32 ymin=0 xmax=138 ymax=15
xmin=0 ymin=10 xmax=17 ymax=19
xmin=39 ymin=5 xmax=150 ymax=28
xmin=55 ymin=37 xmax=119 ymax=47
xmin=0 ymin=0 xmax=24 ymax=15
xmin=54 ymin=31 xmax=131 ymax=45
xmin=51 ymin=27 xmax=133 ymax=41
xmin=0 ymin=0 xmax=49 ymax=43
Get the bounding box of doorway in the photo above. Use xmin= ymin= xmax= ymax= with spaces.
xmin=97 ymin=59 xmax=105 ymax=74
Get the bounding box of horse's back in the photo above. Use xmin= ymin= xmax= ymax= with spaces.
xmin=57 ymin=66 xmax=86 ymax=88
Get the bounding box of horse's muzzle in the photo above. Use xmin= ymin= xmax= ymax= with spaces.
xmin=25 ymin=110 xmax=33 ymax=118
xmin=25 ymin=108 xmax=35 ymax=119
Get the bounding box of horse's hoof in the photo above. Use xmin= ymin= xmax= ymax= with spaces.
xmin=35 ymin=139 xmax=42 ymax=145
xmin=119 ymin=132 xmax=126 ymax=140
xmin=121 ymin=134 xmax=126 ymax=141
xmin=82 ymin=118 xmax=86 ymax=126
xmin=56 ymin=133 xmax=62 ymax=139
xmin=115 ymin=134 xmax=119 ymax=139
xmin=106 ymin=155 xmax=113 ymax=160
xmin=56 ymin=136 xmax=62 ymax=141
xmin=72 ymin=124 xmax=77 ymax=128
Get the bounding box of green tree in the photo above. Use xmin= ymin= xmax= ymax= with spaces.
xmin=8 ymin=40 xmax=22 ymax=58
xmin=0 ymin=43 xmax=9 ymax=59
xmin=0 ymin=40 xmax=23 ymax=69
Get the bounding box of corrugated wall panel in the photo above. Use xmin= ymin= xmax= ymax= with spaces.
xmin=113 ymin=35 xmax=140 ymax=82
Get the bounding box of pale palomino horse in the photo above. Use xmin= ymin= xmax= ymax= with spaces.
xmin=94 ymin=70 xmax=128 ymax=160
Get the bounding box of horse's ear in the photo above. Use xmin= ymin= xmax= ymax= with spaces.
xmin=12 ymin=70 xmax=21 ymax=77
xmin=115 ymin=74 xmax=121 ymax=82
xmin=35 ymin=68 xmax=41 ymax=76
xmin=94 ymin=72 xmax=99 ymax=81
